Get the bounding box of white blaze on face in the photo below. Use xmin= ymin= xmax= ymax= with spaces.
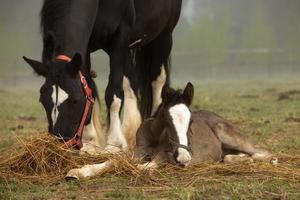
xmin=169 ymin=104 xmax=192 ymax=166
xmin=51 ymin=85 xmax=69 ymax=127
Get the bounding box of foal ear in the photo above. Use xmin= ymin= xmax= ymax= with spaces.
xmin=182 ymin=82 xmax=194 ymax=106
xmin=23 ymin=56 xmax=47 ymax=77
xmin=161 ymin=84 xmax=171 ymax=102
xmin=68 ymin=53 xmax=82 ymax=75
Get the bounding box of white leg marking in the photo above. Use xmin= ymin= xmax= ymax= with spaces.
xmin=252 ymin=153 xmax=278 ymax=165
xmin=224 ymin=154 xmax=254 ymax=163
xmin=122 ymin=76 xmax=142 ymax=148
xmin=151 ymin=66 xmax=166 ymax=116
xmin=51 ymin=85 xmax=69 ymax=127
xmin=66 ymin=161 xmax=112 ymax=180
xmin=169 ymin=104 xmax=192 ymax=165
xmin=106 ymin=95 xmax=127 ymax=152
xmin=80 ymin=98 xmax=106 ymax=155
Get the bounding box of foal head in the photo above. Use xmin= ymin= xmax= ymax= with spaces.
xmin=155 ymin=82 xmax=194 ymax=166
xmin=23 ymin=54 xmax=91 ymax=140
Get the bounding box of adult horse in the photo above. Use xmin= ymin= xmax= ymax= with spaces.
xmin=23 ymin=0 xmax=182 ymax=153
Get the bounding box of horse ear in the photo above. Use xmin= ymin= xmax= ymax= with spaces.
xmin=23 ymin=56 xmax=47 ymax=77
xmin=182 ymin=82 xmax=194 ymax=106
xmin=161 ymin=84 xmax=171 ymax=102
xmin=68 ymin=53 xmax=82 ymax=75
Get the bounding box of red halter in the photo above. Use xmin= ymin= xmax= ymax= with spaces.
xmin=56 ymin=55 xmax=95 ymax=149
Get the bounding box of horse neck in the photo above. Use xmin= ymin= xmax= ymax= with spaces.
xmin=42 ymin=1 xmax=98 ymax=60
xmin=151 ymin=117 xmax=167 ymax=140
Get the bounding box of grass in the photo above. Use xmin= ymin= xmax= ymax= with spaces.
xmin=0 ymin=80 xmax=300 ymax=199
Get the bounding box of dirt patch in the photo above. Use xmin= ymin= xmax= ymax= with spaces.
xmin=278 ymin=90 xmax=300 ymax=101
xmin=284 ymin=117 xmax=300 ymax=123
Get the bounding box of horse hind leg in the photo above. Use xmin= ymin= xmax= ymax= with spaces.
xmin=151 ymin=65 xmax=167 ymax=116
xmin=213 ymin=122 xmax=278 ymax=165
xmin=122 ymin=76 xmax=142 ymax=149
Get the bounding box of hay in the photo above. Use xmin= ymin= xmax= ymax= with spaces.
xmin=0 ymin=134 xmax=300 ymax=187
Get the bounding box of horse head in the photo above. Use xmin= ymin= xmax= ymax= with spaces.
xmin=23 ymin=53 xmax=93 ymax=142
xmin=154 ymin=82 xmax=194 ymax=166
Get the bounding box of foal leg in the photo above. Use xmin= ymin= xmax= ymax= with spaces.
xmin=213 ymin=122 xmax=278 ymax=164
xmin=66 ymin=161 xmax=112 ymax=180
xmin=137 ymin=151 xmax=167 ymax=171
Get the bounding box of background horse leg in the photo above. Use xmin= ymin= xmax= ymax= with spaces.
xmin=136 ymin=30 xmax=173 ymax=118
xmin=213 ymin=122 xmax=278 ymax=164
xmin=81 ymin=54 xmax=106 ymax=155
xmin=122 ymin=75 xmax=141 ymax=149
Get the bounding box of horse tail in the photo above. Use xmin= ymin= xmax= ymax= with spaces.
xmin=133 ymin=31 xmax=173 ymax=119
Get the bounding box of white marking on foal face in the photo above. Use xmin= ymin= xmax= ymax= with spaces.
xmin=169 ymin=104 xmax=192 ymax=165
xmin=51 ymin=85 xmax=69 ymax=127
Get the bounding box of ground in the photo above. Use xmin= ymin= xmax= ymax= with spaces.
xmin=0 ymin=80 xmax=300 ymax=200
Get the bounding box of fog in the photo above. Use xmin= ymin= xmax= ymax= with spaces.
xmin=0 ymin=0 xmax=300 ymax=91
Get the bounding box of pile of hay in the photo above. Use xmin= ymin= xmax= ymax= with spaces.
xmin=0 ymin=134 xmax=110 ymax=183
xmin=0 ymin=134 xmax=300 ymax=187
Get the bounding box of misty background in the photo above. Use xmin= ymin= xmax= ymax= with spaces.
xmin=0 ymin=0 xmax=300 ymax=91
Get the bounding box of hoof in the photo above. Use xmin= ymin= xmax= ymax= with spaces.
xmin=65 ymin=169 xmax=86 ymax=180
xmin=65 ymin=174 xmax=79 ymax=181
xmin=270 ymin=157 xmax=278 ymax=165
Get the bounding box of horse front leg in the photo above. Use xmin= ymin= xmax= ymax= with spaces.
xmin=105 ymin=70 xmax=127 ymax=153
xmin=104 ymin=25 xmax=132 ymax=153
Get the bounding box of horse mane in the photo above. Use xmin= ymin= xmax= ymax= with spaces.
xmin=40 ymin=0 xmax=72 ymax=35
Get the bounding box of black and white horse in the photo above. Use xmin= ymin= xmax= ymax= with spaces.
xmin=23 ymin=0 xmax=182 ymax=153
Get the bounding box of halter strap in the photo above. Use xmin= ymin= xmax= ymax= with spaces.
xmin=56 ymin=55 xmax=72 ymax=62
xmin=55 ymin=54 xmax=94 ymax=149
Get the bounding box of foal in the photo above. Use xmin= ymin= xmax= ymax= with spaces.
xmin=66 ymin=83 xmax=277 ymax=179
xmin=136 ymin=83 xmax=278 ymax=169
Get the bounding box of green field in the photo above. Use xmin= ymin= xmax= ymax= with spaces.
xmin=0 ymin=80 xmax=300 ymax=200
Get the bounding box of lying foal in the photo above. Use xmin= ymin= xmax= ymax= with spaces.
xmin=136 ymin=83 xmax=278 ymax=169
xmin=66 ymin=83 xmax=277 ymax=179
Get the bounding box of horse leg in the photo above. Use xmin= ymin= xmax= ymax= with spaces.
xmin=137 ymin=30 xmax=172 ymax=118
xmin=80 ymin=54 xmax=106 ymax=155
xmin=104 ymin=23 xmax=132 ymax=153
xmin=151 ymin=66 xmax=167 ymax=116
xmin=122 ymin=74 xmax=142 ymax=149
xmin=213 ymin=122 xmax=278 ymax=164
xmin=137 ymin=151 xmax=167 ymax=171
xmin=66 ymin=160 xmax=112 ymax=180
xmin=150 ymin=32 xmax=172 ymax=116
